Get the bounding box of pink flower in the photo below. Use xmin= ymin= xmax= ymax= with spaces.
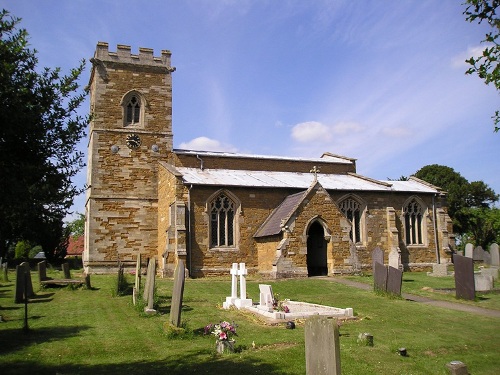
xmin=219 ymin=332 xmax=227 ymax=340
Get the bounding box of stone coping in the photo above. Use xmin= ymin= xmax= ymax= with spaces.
xmin=244 ymin=300 xmax=354 ymax=320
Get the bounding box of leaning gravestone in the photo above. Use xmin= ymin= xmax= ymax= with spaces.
xmin=372 ymin=247 xmax=384 ymax=270
xmin=454 ymin=254 xmax=475 ymax=300
xmin=305 ymin=315 xmax=341 ymax=375
xmin=490 ymin=243 xmax=499 ymax=267
xmin=169 ymin=260 xmax=186 ymax=327
xmin=373 ymin=261 xmax=388 ymax=292
xmin=387 ymin=266 xmax=403 ymax=296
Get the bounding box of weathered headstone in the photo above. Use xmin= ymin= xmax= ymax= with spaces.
xmin=428 ymin=263 xmax=449 ymax=277
xmin=15 ymin=265 xmax=25 ymax=303
xmin=388 ymin=248 xmax=401 ymax=270
xmin=134 ymin=253 xmax=141 ymax=292
xmin=258 ymin=284 xmax=274 ymax=312
xmin=223 ymin=263 xmax=239 ymax=309
xmin=19 ymin=262 xmax=34 ymax=297
xmin=373 ymin=261 xmax=388 ymax=292
xmin=473 ymin=246 xmax=485 ymax=261
xmin=464 ymin=243 xmax=473 ymax=258
xmin=454 ymin=254 xmax=475 ymax=300
xmin=387 ymin=266 xmax=403 ymax=296
xmin=144 ymin=258 xmax=156 ymax=313
xmin=372 ymin=247 xmax=384 ymax=271
xmin=84 ymin=273 xmax=91 ymax=289
xmin=305 ymin=315 xmax=341 ymax=375
xmin=38 ymin=260 xmax=49 ymax=283
xmin=169 ymin=259 xmax=185 ymax=327
xmin=235 ymin=263 xmax=252 ymax=308
xmin=62 ymin=262 xmax=71 ymax=279
xmin=483 ymin=250 xmax=492 ymax=266
xmin=1 ymin=262 xmax=7 ymax=282
xmin=474 ymin=274 xmax=494 ymax=292
xmin=490 ymin=243 xmax=499 ymax=267
xmin=143 ymin=258 xmax=155 ymax=303
xmin=480 ymin=267 xmax=498 ymax=281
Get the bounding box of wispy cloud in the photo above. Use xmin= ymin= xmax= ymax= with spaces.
xmin=178 ymin=137 xmax=238 ymax=152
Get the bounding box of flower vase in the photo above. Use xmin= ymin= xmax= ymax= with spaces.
xmin=216 ymin=339 xmax=235 ymax=354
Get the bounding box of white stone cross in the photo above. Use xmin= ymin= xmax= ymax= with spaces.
xmin=235 ymin=263 xmax=252 ymax=308
xmin=230 ymin=262 xmax=238 ymax=299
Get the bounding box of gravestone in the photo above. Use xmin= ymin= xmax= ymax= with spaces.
xmin=144 ymin=258 xmax=156 ymax=313
xmin=15 ymin=265 xmax=25 ymax=303
xmin=483 ymin=250 xmax=492 ymax=266
xmin=143 ymin=258 xmax=155 ymax=303
xmin=19 ymin=262 xmax=34 ymax=297
xmin=223 ymin=263 xmax=239 ymax=309
xmin=474 ymin=274 xmax=493 ymax=292
xmin=473 ymin=246 xmax=485 ymax=261
xmin=258 ymin=284 xmax=274 ymax=312
xmin=480 ymin=267 xmax=498 ymax=281
xmin=38 ymin=260 xmax=49 ymax=282
xmin=1 ymin=262 xmax=7 ymax=282
xmin=371 ymin=247 xmax=384 ymax=270
xmin=235 ymin=263 xmax=252 ymax=308
xmin=445 ymin=360 xmax=469 ymax=375
xmin=305 ymin=315 xmax=341 ymax=375
xmin=428 ymin=263 xmax=449 ymax=277
xmin=464 ymin=243 xmax=473 ymax=258
xmin=169 ymin=259 xmax=186 ymax=327
xmin=373 ymin=261 xmax=388 ymax=292
xmin=134 ymin=253 xmax=141 ymax=292
xmin=454 ymin=254 xmax=475 ymax=300
xmin=490 ymin=243 xmax=499 ymax=267
xmin=387 ymin=266 xmax=403 ymax=296
xmin=388 ymin=248 xmax=401 ymax=270
xmin=84 ymin=273 xmax=91 ymax=289
xmin=62 ymin=262 xmax=71 ymax=279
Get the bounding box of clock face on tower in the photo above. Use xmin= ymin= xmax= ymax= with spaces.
xmin=126 ymin=134 xmax=141 ymax=149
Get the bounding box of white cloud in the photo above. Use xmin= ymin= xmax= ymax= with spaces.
xmin=178 ymin=136 xmax=238 ymax=152
xmin=291 ymin=121 xmax=332 ymax=143
xmin=379 ymin=126 xmax=413 ymax=138
xmin=451 ymin=44 xmax=490 ymax=69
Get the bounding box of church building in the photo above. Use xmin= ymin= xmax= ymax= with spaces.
xmin=83 ymin=42 xmax=454 ymax=278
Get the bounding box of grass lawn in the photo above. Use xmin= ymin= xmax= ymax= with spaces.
xmin=0 ymin=267 xmax=499 ymax=374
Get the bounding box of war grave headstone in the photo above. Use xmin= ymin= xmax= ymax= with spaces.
xmin=305 ymin=315 xmax=341 ymax=375
xmin=373 ymin=261 xmax=388 ymax=292
xmin=464 ymin=243 xmax=473 ymax=258
xmin=387 ymin=266 xmax=403 ymax=296
xmin=169 ymin=259 xmax=186 ymax=327
xmin=371 ymin=247 xmax=384 ymax=270
xmin=453 ymin=254 xmax=475 ymax=300
xmin=388 ymin=248 xmax=401 ymax=270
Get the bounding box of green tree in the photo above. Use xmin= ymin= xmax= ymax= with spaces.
xmin=414 ymin=164 xmax=499 ymax=247
xmin=14 ymin=240 xmax=32 ymax=260
xmin=67 ymin=213 xmax=85 ymax=238
xmin=0 ymin=10 xmax=88 ymax=261
xmin=463 ymin=0 xmax=500 ymax=131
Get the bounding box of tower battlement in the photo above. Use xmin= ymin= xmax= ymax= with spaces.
xmin=93 ymin=41 xmax=174 ymax=70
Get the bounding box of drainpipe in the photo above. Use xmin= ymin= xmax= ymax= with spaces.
xmin=187 ymin=184 xmax=193 ymax=277
xmin=432 ymin=194 xmax=440 ymax=264
xmin=196 ymin=154 xmax=204 ymax=170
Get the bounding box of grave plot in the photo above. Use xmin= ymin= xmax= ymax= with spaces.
xmin=222 ymin=263 xmax=354 ymax=321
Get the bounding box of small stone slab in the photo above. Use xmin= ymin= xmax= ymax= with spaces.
xmin=454 ymin=254 xmax=475 ymax=300
xmin=372 ymin=247 xmax=384 ymax=270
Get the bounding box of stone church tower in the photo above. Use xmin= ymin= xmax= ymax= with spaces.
xmin=84 ymin=42 xmax=175 ymax=272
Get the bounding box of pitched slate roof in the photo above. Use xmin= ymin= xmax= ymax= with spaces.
xmin=253 ymin=190 xmax=307 ymax=237
xmin=173 ymin=167 xmax=441 ymax=193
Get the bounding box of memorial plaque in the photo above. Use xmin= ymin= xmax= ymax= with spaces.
xmin=454 ymin=254 xmax=475 ymax=300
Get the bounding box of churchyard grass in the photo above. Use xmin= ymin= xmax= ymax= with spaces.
xmin=346 ymin=270 xmax=500 ymax=311
xmin=1 ymin=269 xmax=499 ymax=374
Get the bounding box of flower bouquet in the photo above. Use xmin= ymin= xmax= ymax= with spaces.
xmin=205 ymin=321 xmax=238 ymax=353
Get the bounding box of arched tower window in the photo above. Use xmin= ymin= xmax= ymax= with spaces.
xmin=339 ymin=197 xmax=363 ymax=243
xmin=403 ymin=198 xmax=424 ymax=245
xmin=210 ymin=192 xmax=236 ymax=248
xmin=121 ymin=91 xmax=145 ymax=127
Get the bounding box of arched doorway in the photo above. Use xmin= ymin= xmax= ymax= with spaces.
xmin=307 ymin=221 xmax=328 ymax=276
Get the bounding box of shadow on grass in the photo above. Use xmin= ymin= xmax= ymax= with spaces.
xmin=0 ymin=348 xmax=288 ymax=375
xmin=0 ymin=325 xmax=92 ymax=355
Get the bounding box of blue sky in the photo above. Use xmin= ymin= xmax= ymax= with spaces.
xmin=2 ymin=0 xmax=499 ymax=217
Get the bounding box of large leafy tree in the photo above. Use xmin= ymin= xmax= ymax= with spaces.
xmin=414 ymin=164 xmax=499 ymax=248
xmin=463 ymin=0 xmax=500 ymax=131
xmin=0 ymin=10 xmax=88 ymax=261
